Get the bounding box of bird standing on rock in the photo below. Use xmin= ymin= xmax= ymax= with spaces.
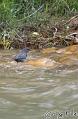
xmin=14 ymin=48 xmax=30 ymax=63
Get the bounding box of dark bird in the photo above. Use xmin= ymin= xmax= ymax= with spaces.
xmin=14 ymin=48 xmax=30 ymax=63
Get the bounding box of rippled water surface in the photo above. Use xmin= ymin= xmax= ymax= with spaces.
xmin=0 ymin=50 xmax=78 ymax=119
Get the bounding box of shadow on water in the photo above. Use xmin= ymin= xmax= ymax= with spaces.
xmin=0 ymin=48 xmax=78 ymax=119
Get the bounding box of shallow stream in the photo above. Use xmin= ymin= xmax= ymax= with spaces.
xmin=0 ymin=49 xmax=78 ymax=119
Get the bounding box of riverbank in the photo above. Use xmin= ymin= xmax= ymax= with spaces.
xmin=0 ymin=15 xmax=78 ymax=49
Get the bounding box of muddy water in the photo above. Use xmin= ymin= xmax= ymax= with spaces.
xmin=0 ymin=49 xmax=78 ymax=119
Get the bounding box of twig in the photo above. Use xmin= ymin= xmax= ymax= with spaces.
xmin=63 ymin=14 xmax=78 ymax=25
xmin=13 ymin=30 xmax=23 ymax=42
xmin=65 ymin=32 xmax=78 ymax=39
xmin=53 ymin=27 xmax=58 ymax=38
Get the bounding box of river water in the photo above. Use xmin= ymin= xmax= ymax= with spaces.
xmin=0 ymin=49 xmax=78 ymax=119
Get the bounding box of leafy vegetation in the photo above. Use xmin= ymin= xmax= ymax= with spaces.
xmin=0 ymin=0 xmax=78 ymax=49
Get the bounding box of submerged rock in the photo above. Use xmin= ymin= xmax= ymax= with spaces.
xmin=41 ymin=47 xmax=57 ymax=54
xmin=26 ymin=58 xmax=58 ymax=68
